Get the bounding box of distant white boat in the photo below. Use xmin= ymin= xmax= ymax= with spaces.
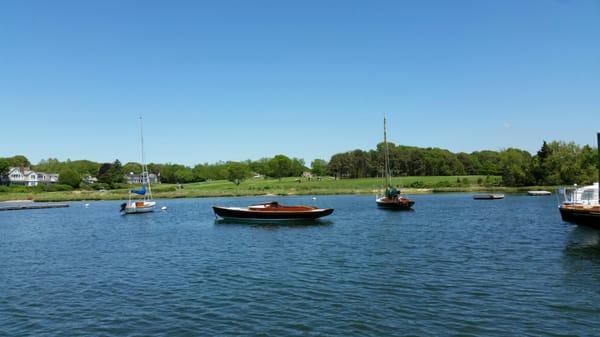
xmin=527 ymin=190 xmax=552 ymax=196
xmin=473 ymin=194 xmax=505 ymax=200
xmin=120 ymin=116 xmax=156 ymax=215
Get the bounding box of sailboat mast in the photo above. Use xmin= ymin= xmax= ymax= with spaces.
xmin=140 ymin=115 xmax=145 ymax=171
xmin=139 ymin=115 xmax=152 ymax=198
xmin=384 ymin=117 xmax=391 ymax=188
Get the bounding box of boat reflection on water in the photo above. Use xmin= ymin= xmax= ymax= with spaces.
xmin=214 ymin=218 xmax=333 ymax=228
xmin=564 ymin=225 xmax=600 ymax=255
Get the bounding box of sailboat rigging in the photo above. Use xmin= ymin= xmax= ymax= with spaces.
xmin=120 ymin=116 xmax=156 ymax=214
xmin=376 ymin=117 xmax=415 ymax=210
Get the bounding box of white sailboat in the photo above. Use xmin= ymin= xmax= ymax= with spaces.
xmin=120 ymin=116 xmax=156 ymax=214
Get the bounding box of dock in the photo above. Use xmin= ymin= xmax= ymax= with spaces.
xmin=473 ymin=194 xmax=505 ymax=200
xmin=528 ymin=190 xmax=552 ymax=196
xmin=0 ymin=202 xmax=70 ymax=212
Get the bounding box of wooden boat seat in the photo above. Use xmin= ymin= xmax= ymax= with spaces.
xmin=248 ymin=202 xmax=317 ymax=212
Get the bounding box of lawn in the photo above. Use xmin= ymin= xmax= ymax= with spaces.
xmin=0 ymin=175 xmax=511 ymax=202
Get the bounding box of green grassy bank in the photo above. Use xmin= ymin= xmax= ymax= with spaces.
xmin=0 ymin=175 xmax=557 ymax=202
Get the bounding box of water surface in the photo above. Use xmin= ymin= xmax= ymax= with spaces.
xmin=1 ymin=194 xmax=599 ymax=336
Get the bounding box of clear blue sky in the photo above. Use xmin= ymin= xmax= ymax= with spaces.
xmin=1 ymin=0 xmax=599 ymax=166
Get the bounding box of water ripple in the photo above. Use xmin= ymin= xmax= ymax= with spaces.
xmin=1 ymin=195 xmax=599 ymax=336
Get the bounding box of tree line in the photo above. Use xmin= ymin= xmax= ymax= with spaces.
xmin=0 ymin=154 xmax=309 ymax=188
xmin=1 ymin=140 xmax=597 ymax=188
xmin=326 ymin=141 xmax=598 ymax=186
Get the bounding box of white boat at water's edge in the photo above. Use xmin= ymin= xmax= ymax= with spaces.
xmin=473 ymin=194 xmax=504 ymax=200
xmin=558 ymin=183 xmax=599 ymax=206
xmin=527 ymin=190 xmax=552 ymax=196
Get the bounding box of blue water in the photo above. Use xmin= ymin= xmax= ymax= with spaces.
xmin=1 ymin=194 xmax=600 ymax=336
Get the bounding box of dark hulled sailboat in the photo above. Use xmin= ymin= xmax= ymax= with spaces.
xmin=375 ymin=117 xmax=415 ymax=210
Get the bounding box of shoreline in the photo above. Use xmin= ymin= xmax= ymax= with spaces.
xmin=0 ymin=186 xmax=556 ymax=203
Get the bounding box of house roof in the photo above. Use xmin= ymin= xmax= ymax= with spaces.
xmin=9 ymin=167 xmax=59 ymax=177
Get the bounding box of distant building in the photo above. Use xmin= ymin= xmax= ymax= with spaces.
xmin=302 ymin=171 xmax=314 ymax=179
xmin=8 ymin=167 xmax=59 ymax=186
xmin=125 ymin=172 xmax=160 ymax=184
xmin=82 ymin=175 xmax=98 ymax=184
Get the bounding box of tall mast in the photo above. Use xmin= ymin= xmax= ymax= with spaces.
xmin=384 ymin=116 xmax=391 ymax=188
xmin=139 ymin=115 xmax=152 ymax=198
xmin=139 ymin=115 xmax=145 ymax=170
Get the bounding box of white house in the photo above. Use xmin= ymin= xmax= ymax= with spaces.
xmin=82 ymin=175 xmax=98 ymax=184
xmin=8 ymin=167 xmax=59 ymax=186
xmin=125 ymin=172 xmax=160 ymax=184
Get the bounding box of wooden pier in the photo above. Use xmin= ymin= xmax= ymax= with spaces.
xmin=0 ymin=202 xmax=70 ymax=212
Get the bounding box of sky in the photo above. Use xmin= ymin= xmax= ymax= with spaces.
xmin=1 ymin=0 xmax=599 ymax=166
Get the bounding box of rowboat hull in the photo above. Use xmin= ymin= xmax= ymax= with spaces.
xmin=376 ymin=197 xmax=415 ymax=210
xmin=213 ymin=205 xmax=334 ymax=221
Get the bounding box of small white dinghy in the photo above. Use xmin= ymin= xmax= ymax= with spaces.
xmin=473 ymin=194 xmax=505 ymax=200
xmin=527 ymin=190 xmax=552 ymax=196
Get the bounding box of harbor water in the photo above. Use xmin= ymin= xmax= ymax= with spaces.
xmin=1 ymin=194 xmax=599 ymax=336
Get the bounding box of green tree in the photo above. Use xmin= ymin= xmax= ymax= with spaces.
xmin=59 ymin=167 xmax=81 ymax=188
xmin=174 ymin=167 xmax=195 ymax=183
xmin=97 ymin=163 xmax=113 ymax=184
xmin=268 ymin=155 xmax=292 ymax=181
xmin=249 ymin=158 xmax=270 ymax=176
xmin=578 ymin=145 xmax=598 ymax=184
xmin=457 ymin=153 xmax=478 ymax=175
xmin=470 ymin=151 xmax=501 ymax=175
xmin=290 ymin=158 xmax=307 ymax=177
xmin=68 ymin=160 xmax=101 ymax=176
xmin=192 ymin=163 xmax=209 ymax=181
xmin=311 ymin=159 xmax=328 ymax=176
xmin=328 ymin=153 xmax=350 ymax=179
xmin=34 ymin=158 xmax=63 ymax=173
xmin=97 ymin=160 xmax=124 ymax=185
xmin=7 ymin=155 xmax=31 ymax=167
xmin=108 ymin=159 xmax=124 ymax=184
xmin=0 ymin=158 xmax=10 ymax=185
xmin=226 ymin=162 xmax=250 ymax=185
xmin=532 ymin=141 xmax=551 ymax=184
xmin=499 ymin=148 xmax=534 ymax=186
xmin=123 ymin=162 xmax=143 ymax=175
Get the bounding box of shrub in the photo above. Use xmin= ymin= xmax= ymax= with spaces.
xmin=434 ymin=180 xmax=452 ymax=188
xmin=91 ymin=183 xmax=111 ymax=190
xmin=59 ymin=168 xmax=81 ymax=188
xmin=79 ymin=184 xmax=93 ymax=191
xmin=409 ymin=181 xmax=426 ymax=188
xmin=38 ymin=184 xmax=73 ymax=192
xmin=9 ymin=185 xmax=31 ymax=193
